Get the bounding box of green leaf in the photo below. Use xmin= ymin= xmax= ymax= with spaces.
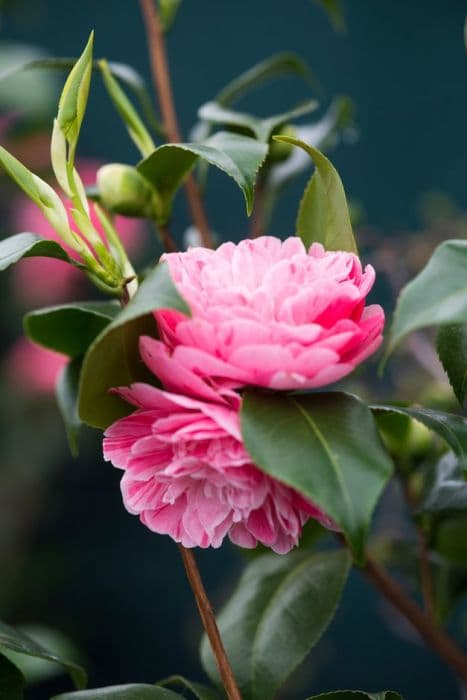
xmin=371 ymin=404 xmax=467 ymax=473
xmin=57 ymin=32 xmax=94 ymax=153
xmin=0 ymin=232 xmax=75 ymax=271
xmin=0 ymin=654 xmax=24 ymax=700
xmin=312 ymin=0 xmax=347 ymax=32
xmin=274 ymin=135 xmax=357 ymax=253
xmin=419 ymin=452 xmax=467 ymax=514
xmin=98 ymin=59 xmax=155 ymax=157
xmin=198 ymin=100 xmax=318 ymax=143
xmin=159 ymin=676 xmax=220 ymax=700
xmin=78 ymin=263 xmax=189 ymax=429
xmin=307 ymin=693 xmax=403 ymax=700
xmin=0 ymin=620 xmax=86 ymax=689
xmin=138 ymin=131 xmax=267 ymax=220
xmin=241 ymin=392 xmax=393 ymax=560
xmin=158 ymin=0 xmax=182 ymax=31
xmin=215 ymin=52 xmax=315 ymax=107
xmin=24 ymin=301 xmax=118 ymax=358
xmin=201 ymin=550 xmax=350 ymax=700
xmin=56 ymin=359 xmax=83 ymax=458
xmin=51 ymin=686 xmax=183 ymax=700
xmin=433 ymin=513 xmax=467 ymax=564
xmin=437 ymin=324 xmax=467 ymax=410
xmin=386 ymin=240 xmax=467 ymax=357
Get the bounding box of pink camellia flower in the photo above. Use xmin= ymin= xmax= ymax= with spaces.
xmin=4 ymin=337 xmax=67 ymax=394
xmin=103 ymin=335 xmax=333 ymax=553
xmin=11 ymin=160 xmax=145 ymax=307
xmin=155 ymin=236 xmax=384 ymax=391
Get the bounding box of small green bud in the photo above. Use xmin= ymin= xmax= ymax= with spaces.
xmin=268 ymin=124 xmax=297 ymax=163
xmin=97 ymin=163 xmax=159 ymax=217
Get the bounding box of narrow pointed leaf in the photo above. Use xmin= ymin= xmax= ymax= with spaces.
xmin=201 ymin=550 xmax=351 ymax=700
xmin=312 ymin=0 xmax=347 ymax=32
xmin=78 ymin=263 xmax=189 ymax=429
xmin=0 ymin=654 xmax=24 ymax=700
xmin=57 ymin=32 xmax=94 ymax=149
xmin=138 ymin=131 xmax=267 ymax=219
xmin=24 ymin=301 xmax=118 ymax=357
xmin=0 ymin=620 xmax=86 ymax=689
xmin=307 ymin=693 xmax=403 ymax=700
xmin=0 ymin=233 xmax=74 ymax=271
xmin=437 ymin=324 xmax=467 ymax=410
xmin=158 ymin=0 xmax=182 ymax=31
xmin=387 ymin=240 xmax=467 ymax=357
xmin=241 ymin=392 xmax=393 ymax=559
xmin=51 ymin=686 xmax=183 ymax=700
xmin=275 ymin=135 xmax=357 ymax=252
xmin=56 ymin=359 xmax=83 ymax=457
xmin=371 ymin=404 xmax=467 ymax=472
xmin=198 ymin=100 xmax=318 ymax=143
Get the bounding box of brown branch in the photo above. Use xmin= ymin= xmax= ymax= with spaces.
xmin=178 ymin=545 xmax=242 ymax=700
xmin=139 ymin=0 xmax=213 ymax=248
xmin=158 ymin=222 xmax=178 ymax=252
xmin=363 ymin=554 xmax=467 ymax=681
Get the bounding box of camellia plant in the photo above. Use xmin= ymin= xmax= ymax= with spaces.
xmin=0 ymin=2 xmax=466 ymax=699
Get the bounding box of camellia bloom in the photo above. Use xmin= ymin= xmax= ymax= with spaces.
xmin=11 ymin=161 xmax=146 ymax=307
xmin=155 ymin=236 xmax=384 ymax=392
xmin=103 ymin=336 xmax=333 ymax=553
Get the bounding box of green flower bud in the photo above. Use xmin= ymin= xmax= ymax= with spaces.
xmin=97 ymin=163 xmax=158 ymax=218
xmin=268 ymin=124 xmax=297 ymax=163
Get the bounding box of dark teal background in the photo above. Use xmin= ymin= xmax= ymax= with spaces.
xmin=2 ymin=2 xmax=467 ymax=699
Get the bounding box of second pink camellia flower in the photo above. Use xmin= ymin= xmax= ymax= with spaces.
xmin=155 ymin=236 xmax=384 ymax=393
xmin=104 ymin=236 xmax=384 ymax=553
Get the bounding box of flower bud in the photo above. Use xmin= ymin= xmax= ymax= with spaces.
xmin=268 ymin=124 xmax=297 ymax=163
xmin=97 ymin=163 xmax=158 ymax=218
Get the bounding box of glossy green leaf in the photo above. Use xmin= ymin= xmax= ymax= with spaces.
xmin=215 ymin=52 xmax=315 ymax=107
xmin=201 ymin=550 xmax=350 ymax=700
xmin=56 ymin=359 xmax=83 ymax=457
xmin=99 ymin=59 xmax=155 ymax=157
xmin=78 ymin=263 xmax=189 ymax=429
xmin=158 ymin=0 xmax=182 ymax=31
xmin=138 ymin=131 xmax=267 ymax=220
xmin=387 ymin=240 xmax=467 ymax=357
xmin=312 ymin=0 xmax=346 ymax=32
xmin=56 ymin=32 xmax=93 ymax=152
xmin=274 ymin=135 xmax=357 ymax=253
xmin=420 ymin=452 xmax=467 ymax=514
xmin=437 ymin=324 xmax=467 ymax=410
xmin=241 ymin=392 xmax=393 ymax=559
xmin=307 ymin=692 xmax=403 ymax=700
xmin=0 ymin=654 xmax=24 ymax=700
xmin=24 ymin=301 xmax=118 ymax=358
xmin=0 ymin=232 xmax=76 ymax=271
xmin=51 ymin=686 xmax=183 ymax=700
xmin=0 ymin=620 xmax=86 ymax=689
xmin=198 ymin=100 xmax=318 ymax=143
xmin=159 ymin=676 xmax=220 ymax=700
xmin=371 ymin=404 xmax=467 ymax=472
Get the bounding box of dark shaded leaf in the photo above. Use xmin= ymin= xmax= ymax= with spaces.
xmin=420 ymin=452 xmax=467 ymax=513
xmin=274 ymin=135 xmax=357 ymax=253
xmin=138 ymin=131 xmax=268 ymax=220
xmin=159 ymin=676 xmax=220 ymax=700
xmin=371 ymin=404 xmax=467 ymax=472
xmin=0 ymin=620 xmax=86 ymax=689
xmin=24 ymin=301 xmax=118 ymax=358
xmin=0 ymin=654 xmax=24 ymax=700
xmin=201 ymin=550 xmax=350 ymax=700
xmin=78 ymin=263 xmax=189 ymax=429
xmin=51 ymin=686 xmax=183 ymax=700
xmin=433 ymin=513 xmax=467 ymax=565
xmin=241 ymin=392 xmax=393 ymax=559
xmin=437 ymin=324 xmax=467 ymax=410
xmin=0 ymin=232 xmax=75 ymax=271
xmin=312 ymin=0 xmax=346 ymax=32
xmin=56 ymin=359 xmax=82 ymax=457
xmin=307 ymin=692 xmax=403 ymax=700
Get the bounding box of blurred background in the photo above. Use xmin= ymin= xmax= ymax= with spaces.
xmin=0 ymin=1 xmax=466 ymax=698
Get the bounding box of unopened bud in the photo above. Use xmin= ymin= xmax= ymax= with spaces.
xmin=268 ymin=125 xmax=297 ymax=164
xmin=97 ymin=163 xmax=158 ymax=218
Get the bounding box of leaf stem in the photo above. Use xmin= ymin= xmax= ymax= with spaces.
xmin=178 ymin=545 xmax=242 ymax=700
xmin=139 ymin=0 xmax=213 ymax=248
xmin=363 ymin=553 xmax=467 ymax=681
xmin=158 ymin=222 xmax=178 ymax=252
